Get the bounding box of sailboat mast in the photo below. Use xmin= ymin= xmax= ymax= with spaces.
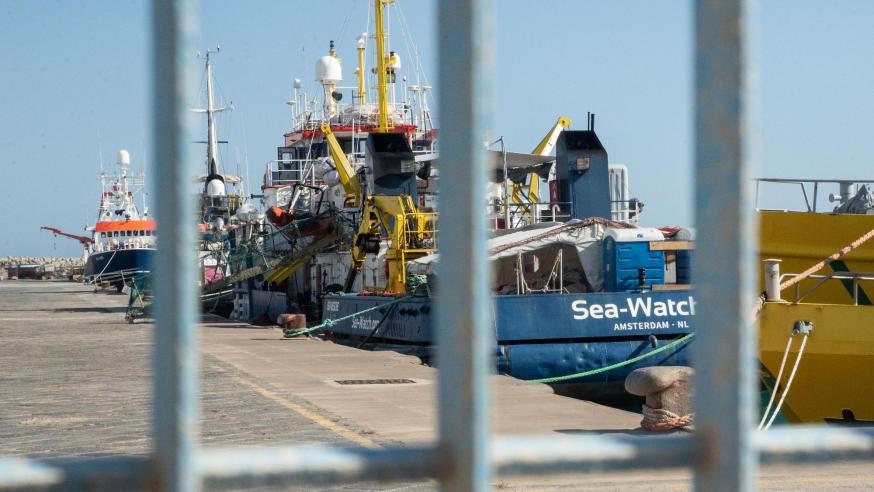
xmin=205 ymin=51 xmax=219 ymax=177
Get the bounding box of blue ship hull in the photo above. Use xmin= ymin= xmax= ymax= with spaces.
xmin=84 ymin=248 xmax=155 ymax=287
xmin=320 ymin=291 xmax=694 ymax=384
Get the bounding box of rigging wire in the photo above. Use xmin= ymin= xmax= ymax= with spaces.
xmin=335 ymin=2 xmax=355 ymax=50
xmin=395 ymin=2 xmax=432 ymax=89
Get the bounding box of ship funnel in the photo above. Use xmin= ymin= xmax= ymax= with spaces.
xmin=117 ymin=150 xmax=131 ymax=167
xmin=555 ymin=129 xmax=611 ymax=220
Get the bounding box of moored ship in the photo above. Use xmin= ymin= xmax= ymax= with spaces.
xmin=221 ymin=0 xmax=698 ymax=393
xmin=757 ymin=178 xmax=874 ymax=425
xmin=83 ymin=150 xmax=156 ymax=290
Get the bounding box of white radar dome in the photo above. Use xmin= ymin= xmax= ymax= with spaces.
xmin=117 ymin=150 xmax=131 ymax=167
xmin=206 ymin=178 xmax=226 ymax=197
xmin=315 ymin=55 xmax=342 ymax=84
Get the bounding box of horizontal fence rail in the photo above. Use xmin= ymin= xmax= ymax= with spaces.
xmin=1 ymin=0 xmax=873 ymax=491
xmin=5 ymin=429 xmax=874 ymax=490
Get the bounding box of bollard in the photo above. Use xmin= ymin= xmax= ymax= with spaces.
xmin=277 ymin=313 xmax=307 ymax=331
xmin=625 ymin=366 xmax=694 ymax=431
xmin=763 ymin=259 xmax=782 ymax=301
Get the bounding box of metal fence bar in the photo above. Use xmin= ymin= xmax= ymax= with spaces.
xmin=693 ymin=0 xmax=757 ymax=491
xmin=5 ymin=2 xmax=874 ymax=492
xmin=0 ymin=456 xmax=150 ymax=491
xmin=6 ymin=427 xmax=874 ymax=489
xmin=197 ymin=445 xmax=441 ymax=489
xmin=435 ymin=0 xmax=494 ymax=490
xmin=152 ymin=1 xmax=201 ymax=491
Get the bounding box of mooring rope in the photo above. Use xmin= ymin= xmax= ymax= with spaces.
xmin=757 ymin=332 xmax=795 ymax=429
xmin=283 ymin=295 xmax=413 ymax=338
xmin=527 ymin=332 xmax=695 ymax=384
xmin=760 ymin=332 xmax=809 ymax=431
xmin=641 ymin=404 xmax=694 ymax=432
xmin=780 ymin=228 xmax=874 ymax=294
xmin=755 ymin=227 xmax=874 ymax=315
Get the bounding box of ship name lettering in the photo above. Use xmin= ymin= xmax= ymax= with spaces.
xmin=572 ymin=296 xmax=696 ymax=320
xmin=351 ymin=317 xmax=380 ymax=331
xmin=613 ymin=321 xmax=670 ymax=330
xmin=626 ymin=296 xmax=696 ymax=317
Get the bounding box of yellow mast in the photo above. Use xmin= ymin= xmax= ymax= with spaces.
xmin=356 ymin=34 xmax=367 ymax=106
xmin=374 ymin=0 xmax=393 ymax=132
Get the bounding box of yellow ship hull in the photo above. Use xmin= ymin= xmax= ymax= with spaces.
xmin=759 ymin=302 xmax=874 ymax=424
xmin=759 ymin=210 xmax=874 ymax=305
xmin=758 ymin=210 xmax=874 ymax=423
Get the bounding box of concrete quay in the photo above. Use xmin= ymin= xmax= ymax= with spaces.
xmin=0 ymin=280 xmax=870 ymax=490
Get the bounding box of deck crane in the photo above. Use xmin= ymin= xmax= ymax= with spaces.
xmin=320 ymin=122 xmax=435 ymax=294
xmin=344 ymin=193 xmax=433 ymax=294
xmin=320 ymin=1 xmax=435 ymax=294
xmin=40 ymin=226 xmax=93 ymax=246
xmin=510 ymin=116 xmax=572 ymax=216
xmin=321 ymin=122 xmax=363 ymax=207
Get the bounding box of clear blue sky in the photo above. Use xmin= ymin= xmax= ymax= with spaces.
xmin=1 ymin=1 xmax=873 ymax=258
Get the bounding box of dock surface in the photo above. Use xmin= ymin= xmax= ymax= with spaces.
xmin=0 ymin=280 xmax=871 ymax=490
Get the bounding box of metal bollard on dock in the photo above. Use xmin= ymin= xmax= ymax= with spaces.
xmin=625 ymin=366 xmax=694 ymax=431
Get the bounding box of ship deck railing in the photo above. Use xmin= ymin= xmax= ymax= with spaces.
xmin=494 ymin=201 xmax=574 ymax=229
xmin=755 ymin=177 xmax=874 ymax=213
xmin=289 ymin=102 xmax=427 ymax=133
xmin=494 ymin=200 xmax=641 ymax=229
xmin=780 ymin=271 xmax=874 ymax=305
xmin=7 ymin=2 xmax=874 ymax=492
xmin=398 ymin=211 xmax=439 ymax=289
xmin=264 ymin=159 xmax=328 ymax=188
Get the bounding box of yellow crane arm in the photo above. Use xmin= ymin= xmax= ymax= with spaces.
xmin=345 ymin=195 xmax=435 ymax=294
xmin=532 ymin=116 xmax=572 ymax=156
xmin=321 ymin=122 xmax=362 ymax=206
xmin=513 ymin=116 xmax=572 ymax=205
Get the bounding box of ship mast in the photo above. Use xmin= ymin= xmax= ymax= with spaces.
xmin=356 ymin=33 xmax=367 ymax=107
xmin=374 ymin=0 xmax=393 ymax=132
xmin=205 ymin=49 xmax=220 ymax=182
xmin=196 ymin=47 xmax=233 ymax=226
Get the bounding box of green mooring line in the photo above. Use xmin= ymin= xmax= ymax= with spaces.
xmin=285 ymin=299 xmax=694 ymax=385
xmin=527 ymin=332 xmax=696 ymax=384
xmin=283 ymin=295 xmax=413 ymax=338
